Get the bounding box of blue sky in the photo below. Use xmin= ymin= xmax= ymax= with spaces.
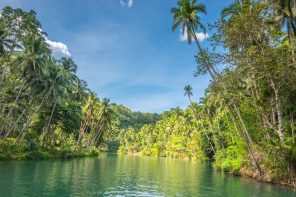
xmin=1 ymin=0 xmax=232 ymax=113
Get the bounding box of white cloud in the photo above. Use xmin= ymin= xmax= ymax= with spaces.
xmin=179 ymin=32 xmax=209 ymax=42
xmin=120 ymin=0 xmax=133 ymax=7
xmin=45 ymin=38 xmax=71 ymax=59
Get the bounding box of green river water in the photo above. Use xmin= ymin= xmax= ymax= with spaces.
xmin=0 ymin=153 xmax=295 ymax=196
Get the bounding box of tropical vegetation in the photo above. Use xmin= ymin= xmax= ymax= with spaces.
xmin=118 ymin=0 xmax=296 ymax=187
xmin=1 ymin=0 xmax=296 ymax=188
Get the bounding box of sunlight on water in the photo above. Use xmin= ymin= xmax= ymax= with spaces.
xmin=0 ymin=154 xmax=295 ymax=197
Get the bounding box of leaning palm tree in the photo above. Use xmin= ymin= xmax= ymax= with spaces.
xmin=89 ymin=98 xmax=113 ymax=148
xmin=20 ymin=34 xmax=50 ymax=77
xmin=172 ymin=0 xmax=262 ymax=174
xmin=221 ymin=0 xmax=253 ymax=19
xmin=171 ymin=0 xmax=206 ymax=51
xmin=13 ymin=35 xmax=51 ymax=144
xmin=184 ymin=85 xmax=215 ymax=153
xmin=171 ymin=0 xmax=217 ymax=79
xmin=0 ymin=21 xmax=14 ymax=54
xmin=73 ymin=79 xmax=89 ymax=102
xmin=0 ymin=21 xmax=15 ymax=88
xmin=184 ymin=85 xmax=193 ymax=104
xmin=41 ymin=58 xmax=70 ymax=141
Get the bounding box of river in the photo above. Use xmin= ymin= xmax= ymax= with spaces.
xmin=0 ymin=153 xmax=295 ymax=196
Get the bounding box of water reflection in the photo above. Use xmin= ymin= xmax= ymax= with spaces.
xmin=0 ymin=154 xmax=295 ymax=196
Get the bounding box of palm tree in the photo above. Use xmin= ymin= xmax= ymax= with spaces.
xmin=41 ymin=58 xmax=70 ymax=140
xmin=171 ymin=0 xmax=206 ymax=50
xmin=221 ymin=0 xmax=253 ymax=19
xmin=13 ymin=35 xmax=51 ymax=144
xmin=172 ymin=0 xmax=262 ymax=174
xmin=183 ymin=85 xmax=215 ymax=153
xmin=76 ymin=93 xmax=97 ymax=148
xmin=73 ymin=79 xmax=89 ymax=102
xmin=184 ymin=85 xmax=193 ymax=104
xmin=59 ymin=57 xmax=77 ymax=74
xmin=20 ymin=34 xmax=50 ymax=77
xmin=0 ymin=21 xmax=14 ymax=88
xmin=89 ymin=98 xmax=113 ymax=148
xmin=171 ymin=0 xmax=217 ymax=79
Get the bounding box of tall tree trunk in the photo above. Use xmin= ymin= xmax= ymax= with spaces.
xmin=43 ymin=99 xmax=58 ymax=140
xmin=76 ymin=111 xmax=92 ymax=148
xmin=89 ymin=126 xmax=102 ymax=149
xmin=189 ymin=103 xmax=215 ymax=153
xmin=227 ymin=104 xmax=262 ymax=176
xmin=14 ymin=95 xmax=47 ymax=145
xmin=250 ymin=82 xmax=274 ymax=131
xmin=234 ymin=104 xmax=254 ymax=145
xmin=201 ymin=124 xmax=215 ymax=153
xmin=6 ymin=83 xmax=24 ymax=117
xmin=0 ymin=64 xmax=8 ymax=89
xmin=2 ymin=97 xmax=33 ymax=138
xmin=189 ymin=23 xmax=260 ymax=170
xmin=190 ymin=24 xmax=217 ymax=79
xmin=269 ymin=78 xmax=284 ymax=141
xmin=4 ymin=108 xmax=27 ymax=138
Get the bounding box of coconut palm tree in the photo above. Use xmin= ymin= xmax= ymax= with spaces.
xmin=184 ymin=85 xmax=193 ymax=104
xmin=20 ymin=34 xmax=50 ymax=78
xmin=183 ymin=85 xmax=215 ymax=153
xmin=0 ymin=21 xmax=14 ymax=55
xmin=172 ymin=0 xmax=262 ymax=174
xmin=41 ymin=58 xmax=70 ymax=140
xmin=171 ymin=0 xmax=217 ymax=79
xmin=0 ymin=21 xmax=14 ymax=88
xmin=221 ymin=0 xmax=253 ymax=19
xmin=89 ymin=98 xmax=113 ymax=148
xmin=171 ymin=0 xmax=206 ymax=50
xmin=13 ymin=35 xmax=51 ymax=144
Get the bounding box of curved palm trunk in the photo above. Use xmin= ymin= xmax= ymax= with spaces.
xmin=233 ymin=104 xmax=254 ymax=145
xmin=14 ymin=95 xmax=47 ymax=145
xmin=94 ymin=129 xmax=104 ymax=147
xmin=201 ymin=123 xmax=215 ymax=153
xmin=2 ymin=98 xmax=33 ymax=138
xmin=0 ymin=84 xmax=26 ymax=133
xmin=190 ymin=24 xmax=218 ymax=79
xmin=188 ymin=100 xmax=215 ymax=154
xmin=76 ymin=115 xmax=91 ymax=148
xmin=42 ymin=99 xmax=58 ymax=141
xmin=4 ymin=108 xmax=27 ymax=138
xmin=227 ymin=104 xmax=262 ymax=176
xmin=188 ymin=95 xmax=193 ymax=105
xmin=89 ymin=126 xmax=102 ymax=149
xmin=189 ymin=22 xmax=261 ymax=170
xmin=6 ymin=84 xmax=24 ymax=117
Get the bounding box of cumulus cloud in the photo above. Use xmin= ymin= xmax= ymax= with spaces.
xmin=45 ymin=38 xmax=71 ymax=59
xmin=179 ymin=31 xmax=209 ymax=42
xmin=120 ymin=0 xmax=134 ymax=7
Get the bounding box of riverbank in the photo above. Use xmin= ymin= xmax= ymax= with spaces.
xmin=0 ymin=138 xmax=99 ymax=160
xmin=1 ymin=138 xmax=295 ymax=189
xmin=119 ymin=150 xmax=296 ymax=189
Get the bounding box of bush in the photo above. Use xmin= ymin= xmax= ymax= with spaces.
xmin=0 ymin=152 xmax=8 ymax=160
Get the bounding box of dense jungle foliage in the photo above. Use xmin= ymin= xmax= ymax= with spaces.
xmin=117 ymin=0 xmax=296 ymax=187
xmin=0 ymin=6 xmax=160 ymax=159
xmin=1 ymin=0 xmax=296 ymax=188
